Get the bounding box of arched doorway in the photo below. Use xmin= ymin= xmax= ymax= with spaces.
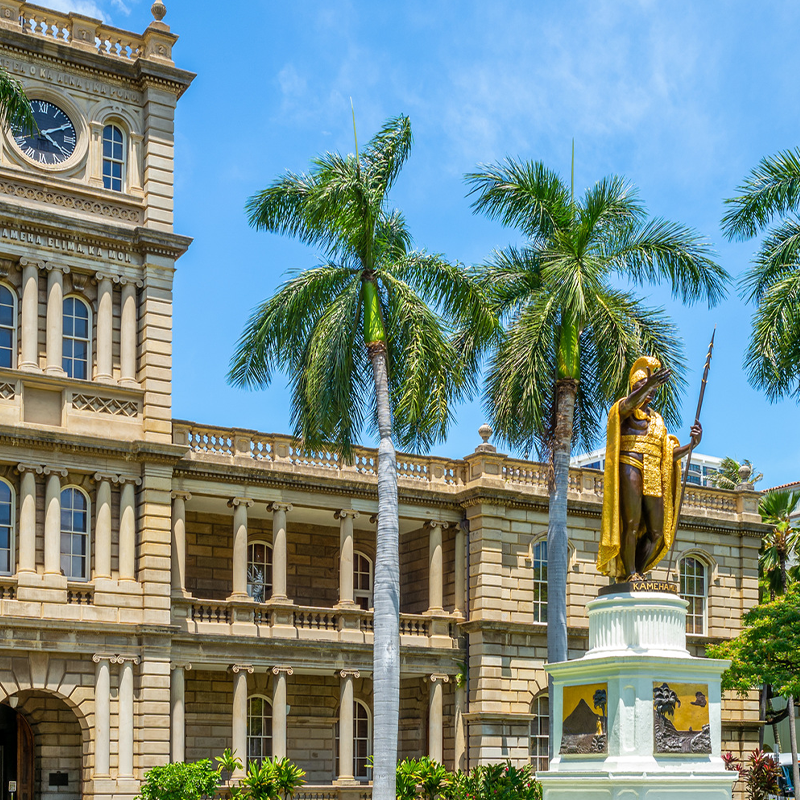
xmin=0 ymin=704 xmax=34 ymax=800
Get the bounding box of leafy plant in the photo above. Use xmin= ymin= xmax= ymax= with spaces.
xmin=745 ymin=749 xmax=780 ymax=800
xmin=138 ymin=759 xmax=220 ymax=800
xmin=446 ymin=762 xmax=541 ymax=800
xmin=722 ymin=750 xmax=744 ymax=776
xmin=214 ymin=751 xmax=305 ymax=800
xmin=396 ymin=758 xmax=422 ymax=800
xmin=270 ymin=757 xmax=306 ymax=800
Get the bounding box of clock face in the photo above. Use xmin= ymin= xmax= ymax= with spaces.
xmin=11 ymin=100 xmax=77 ymax=166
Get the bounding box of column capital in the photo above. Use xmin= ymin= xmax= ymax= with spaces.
xmin=18 ymin=257 xmax=45 ymax=270
xmin=171 ymin=662 xmax=192 ymax=671
xmin=369 ymin=513 xmax=379 ymax=525
xmin=230 ymin=664 xmax=254 ymax=674
xmin=94 ymin=271 xmax=120 ymax=284
xmin=171 ymin=490 xmax=192 ymax=502
xmin=424 ymin=519 xmax=454 ymax=531
xmin=118 ymin=474 xmax=142 ymax=486
xmin=16 ymin=463 xmax=43 ymax=475
xmin=92 ymin=653 xmax=141 ymax=665
xmin=271 ymin=665 xmax=294 ymax=676
xmin=429 ymin=674 xmax=450 ymax=683
xmin=228 ymin=497 xmax=254 ymax=509
xmin=44 ymin=261 xmax=70 ymax=275
xmin=93 ymin=472 xmax=117 ymax=484
xmin=269 ymin=502 xmax=293 ymax=513
xmin=335 ymin=509 xmax=360 ymax=521
xmin=339 ymin=669 xmax=360 ymax=679
xmin=119 ymin=276 xmax=144 ymax=288
xmin=42 ymin=466 xmax=68 ymax=478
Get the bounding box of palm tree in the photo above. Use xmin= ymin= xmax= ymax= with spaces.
xmin=0 ymin=69 xmax=36 ymax=133
xmin=721 ymin=149 xmax=800 ymax=400
xmin=465 ymin=161 xmax=729 ymax=733
xmin=709 ymin=457 xmax=763 ymax=490
xmin=228 ymin=116 xmax=488 ymax=800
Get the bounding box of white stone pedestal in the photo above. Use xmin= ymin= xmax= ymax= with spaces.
xmin=538 ymin=592 xmax=736 ymax=799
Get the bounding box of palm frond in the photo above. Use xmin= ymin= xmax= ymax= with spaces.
xmin=738 ymin=216 xmax=800 ymax=303
xmin=577 ymin=175 xmax=645 ymax=247
xmin=722 ymin=148 xmax=800 ymax=241
xmin=602 ymin=217 xmax=729 ymax=307
xmin=465 ymin=158 xmax=572 ymax=242
xmin=743 ymin=271 xmax=800 ymax=401
xmin=472 ymin=246 xmax=545 ymax=315
xmin=227 ymin=265 xmax=357 ymax=389
xmin=0 ymin=71 xmax=36 ymax=134
xmin=361 ymin=115 xmax=413 ymax=202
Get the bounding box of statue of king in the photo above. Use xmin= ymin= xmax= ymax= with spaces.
xmin=596 ymin=356 xmax=702 ymax=582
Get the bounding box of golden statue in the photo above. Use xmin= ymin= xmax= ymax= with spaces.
xmin=597 ymin=356 xmax=702 ymax=581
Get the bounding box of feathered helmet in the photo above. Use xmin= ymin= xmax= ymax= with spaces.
xmin=628 ymin=355 xmax=661 ymax=391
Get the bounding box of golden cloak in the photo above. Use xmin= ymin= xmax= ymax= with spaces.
xmin=596 ymin=400 xmax=682 ymax=579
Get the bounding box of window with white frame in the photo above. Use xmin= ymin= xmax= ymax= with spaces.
xmin=334 ymin=699 xmax=372 ymax=780
xmin=247 ymin=694 xmax=272 ymax=764
xmin=60 ymin=487 xmax=89 ymax=581
xmin=62 ymin=296 xmax=90 ymax=380
xmin=102 ymin=124 xmax=125 ymax=192
xmin=354 ymin=551 xmax=373 ymax=610
xmin=529 ymin=693 xmax=549 ymax=772
xmin=247 ymin=541 xmax=272 ymax=603
xmin=679 ymin=556 xmax=707 ymax=635
xmin=0 ymin=284 xmax=15 ymax=369
xmin=532 ymin=539 xmax=547 ymax=623
xmin=0 ymin=480 xmax=14 ymax=575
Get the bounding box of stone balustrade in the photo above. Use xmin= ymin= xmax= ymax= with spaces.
xmin=4 ymin=2 xmax=176 ymax=64
xmin=173 ymin=420 xmax=760 ymax=520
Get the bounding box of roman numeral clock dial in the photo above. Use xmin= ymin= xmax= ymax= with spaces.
xmin=12 ymin=100 xmax=77 ymax=166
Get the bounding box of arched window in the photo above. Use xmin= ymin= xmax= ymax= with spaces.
xmin=354 ymin=551 xmax=373 ymax=610
xmin=62 ymin=297 xmax=90 ymax=380
xmin=0 ymin=285 xmax=16 ymax=369
xmin=530 ymin=693 xmax=549 ymax=772
xmin=532 ymin=539 xmax=547 ymax=623
xmin=334 ymin=699 xmax=372 ymax=781
xmin=0 ymin=480 xmax=15 ymax=576
xmin=247 ymin=542 xmax=272 ymax=603
xmin=679 ymin=556 xmax=708 ymax=635
xmin=102 ymin=124 xmax=125 ymax=192
xmin=60 ymin=487 xmax=89 ymax=581
xmin=247 ymin=694 xmax=272 ymax=764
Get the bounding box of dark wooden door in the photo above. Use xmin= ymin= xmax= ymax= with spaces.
xmin=16 ymin=714 xmax=33 ymax=800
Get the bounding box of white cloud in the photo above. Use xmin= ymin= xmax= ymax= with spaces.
xmin=42 ymin=0 xmax=133 ymax=21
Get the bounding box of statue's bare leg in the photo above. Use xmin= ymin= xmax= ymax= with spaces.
xmin=619 ymin=462 xmax=644 ymax=578
xmin=636 ymin=496 xmax=665 ymax=574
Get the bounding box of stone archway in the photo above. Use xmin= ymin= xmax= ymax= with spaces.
xmin=0 ymin=704 xmax=34 ymax=800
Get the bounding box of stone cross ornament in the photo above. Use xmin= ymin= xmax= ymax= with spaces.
xmin=596 ymin=356 xmax=702 ymax=583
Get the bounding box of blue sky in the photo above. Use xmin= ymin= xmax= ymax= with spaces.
xmin=57 ymin=0 xmax=800 ymax=486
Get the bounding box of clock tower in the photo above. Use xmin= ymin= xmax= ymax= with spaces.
xmin=0 ymin=3 xmax=193 ymax=799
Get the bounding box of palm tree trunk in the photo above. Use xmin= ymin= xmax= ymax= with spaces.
xmin=788 ymin=696 xmax=799 ymax=797
xmin=547 ymin=377 xmax=577 ymax=754
xmin=368 ymin=340 xmax=399 ymax=800
xmin=759 ymin=684 xmax=768 ymax=749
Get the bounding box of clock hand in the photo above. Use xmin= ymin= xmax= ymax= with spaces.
xmin=38 ymin=124 xmax=71 ymax=136
xmin=41 ymin=131 xmax=67 ymax=155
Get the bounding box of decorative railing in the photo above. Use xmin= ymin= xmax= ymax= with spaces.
xmin=0 ymin=580 xmax=16 ymax=601
xmin=399 ymin=615 xmax=430 ymax=637
xmin=66 ymin=585 xmax=93 ymax=605
xmin=295 ymin=608 xmax=338 ymax=631
xmin=173 ymin=420 xmax=754 ymax=518
xmin=191 ymin=602 xmax=231 ymax=624
xmin=295 ymin=789 xmax=371 ymax=800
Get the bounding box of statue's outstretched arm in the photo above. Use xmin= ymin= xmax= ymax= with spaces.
xmin=618 ymin=368 xmax=671 ymax=418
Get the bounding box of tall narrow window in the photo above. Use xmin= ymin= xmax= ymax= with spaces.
xmin=0 ymin=285 xmax=15 ymax=369
xmin=63 ymin=297 xmax=90 ymax=379
xmin=102 ymin=125 xmax=125 ymax=192
xmin=680 ymin=556 xmax=707 ymax=635
xmin=0 ymin=480 xmax=14 ymax=575
xmin=60 ymin=487 xmax=89 ymax=581
xmin=353 ymin=551 xmax=373 ymax=610
xmin=247 ymin=694 xmax=272 ymax=764
xmin=247 ymin=542 xmax=272 ymax=603
xmin=334 ymin=699 xmax=373 ymax=780
xmin=530 ymin=694 xmax=550 ymax=772
xmin=532 ymin=539 xmax=547 ymax=623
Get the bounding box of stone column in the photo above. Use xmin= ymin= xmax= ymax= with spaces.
xmin=336 ymin=669 xmax=360 ymax=783
xmin=119 ymin=280 xmax=139 ymax=386
xmin=269 ymin=503 xmax=293 ymax=603
xmin=271 ymin=665 xmax=293 ymax=759
xmin=170 ymin=663 xmax=192 ymax=763
xmin=43 ymin=467 xmax=66 ymax=576
xmin=93 ymin=655 xmax=111 ymax=776
xmin=118 ymin=656 xmax=138 ymax=778
xmin=119 ymin=478 xmax=138 ymax=581
xmin=335 ymin=510 xmax=359 ymax=607
xmin=454 ymin=522 xmax=466 ymax=616
xmin=228 ymin=497 xmax=254 ymax=601
xmin=45 ymin=264 xmax=68 ymax=375
xmin=94 ymin=475 xmax=112 ymax=579
xmin=17 ymin=464 xmax=40 ymax=574
xmin=426 ymin=521 xmax=446 ymax=614
xmin=428 ymin=674 xmax=449 ymax=763
xmin=171 ymin=491 xmax=191 ymax=597
xmin=95 ymin=273 xmax=115 ymax=382
xmin=231 ymin=664 xmax=253 ymax=775
xmin=19 ymin=258 xmax=41 ymax=372
xmin=454 ymin=682 xmax=466 ymax=772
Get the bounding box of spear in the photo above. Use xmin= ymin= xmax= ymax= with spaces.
xmin=668 ymin=327 xmax=716 ymax=580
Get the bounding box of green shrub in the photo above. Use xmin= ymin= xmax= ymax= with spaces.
xmin=138 ymin=759 xmax=220 ymax=800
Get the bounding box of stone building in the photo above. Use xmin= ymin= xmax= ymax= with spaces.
xmin=0 ymin=4 xmax=764 ymax=800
